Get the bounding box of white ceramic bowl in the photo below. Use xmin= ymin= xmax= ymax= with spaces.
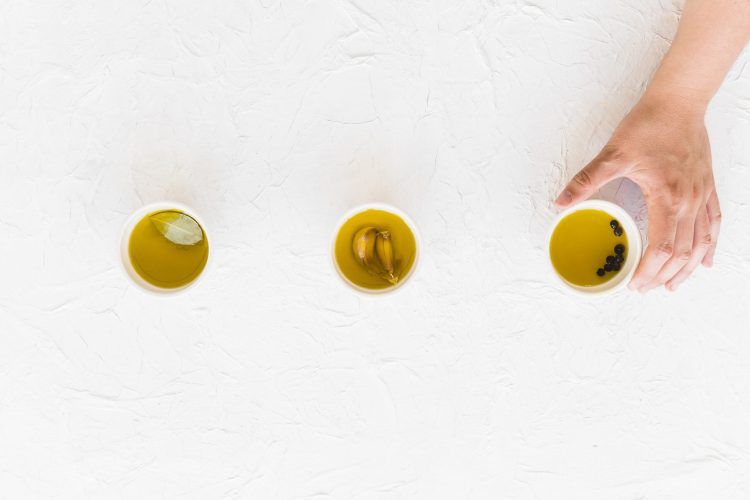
xmin=331 ymin=203 xmax=421 ymax=296
xmin=547 ymin=199 xmax=642 ymax=295
xmin=119 ymin=201 xmax=211 ymax=296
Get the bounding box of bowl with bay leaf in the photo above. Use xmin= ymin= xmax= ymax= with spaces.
xmin=119 ymin=201 xmax=210 ymax=295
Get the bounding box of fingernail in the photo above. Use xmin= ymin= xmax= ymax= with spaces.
xmin=667 ymin=282 xmax=678 ymax=292
xmin=638 ymin=286 xmax=649 ymax=294
xmin=627 ymin=281 xmax=638 ymax=291
xmin=555 ymin=190 xmax=572 ymax=207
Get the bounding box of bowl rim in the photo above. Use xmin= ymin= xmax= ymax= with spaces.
xmin=547 ymin=199 xmax=643 ymax=296
xmin=118 ymin=201 xmax=212 ymax=297
xmin=330 ymin=202 xmax=422 ymax=297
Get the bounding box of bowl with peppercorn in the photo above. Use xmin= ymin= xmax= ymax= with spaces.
xmin=548 ymin=199 xmax=642 ymax=295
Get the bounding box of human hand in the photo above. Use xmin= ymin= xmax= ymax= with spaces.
xmin=555 ymin=95 xmax=721 ymax=292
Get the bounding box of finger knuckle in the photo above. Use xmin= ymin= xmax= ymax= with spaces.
xmin=710 ymin=211 xmax=722 ymax=223
xmin=654 ymin=241 xmax=674 ymax=259
xmin=654 ymin=186 xmax=685 ymax=208
xmin=699 ymin=233 xmax=712 ymax=247
xmin=572 ymin=170 xmax=593 ymax=188
xmin=662 ymin=175 xmax=683 ymax=195
xmin=669 ymin=191 xmax=685 ymax=207
xmin=599 ymin=145 xmax=626 ymax=163
xmin=675 ymin=250 xmax=692 ymax=263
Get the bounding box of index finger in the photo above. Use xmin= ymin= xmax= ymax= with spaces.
xmin=628 ymin=199 xmax=678 ymax=291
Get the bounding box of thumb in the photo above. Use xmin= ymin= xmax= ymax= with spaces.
xmin=555 ymin=153 xmax=621 ymax=207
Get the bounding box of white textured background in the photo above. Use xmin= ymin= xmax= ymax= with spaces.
xmin=2 ymin=0 xmax=750 ymax=498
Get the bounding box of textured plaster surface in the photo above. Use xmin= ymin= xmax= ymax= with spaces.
xmin=2 ymin=0 xmax=750 ymax=498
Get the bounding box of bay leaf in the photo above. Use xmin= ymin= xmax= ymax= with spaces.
xmin=150 ymin=211 xmax=204 ymax=246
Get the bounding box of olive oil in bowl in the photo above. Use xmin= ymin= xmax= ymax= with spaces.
xmin=121 ymin=203 xmax=209 ymax=294
xmin=333 ymin=205 xmax=419 ymax=293
xmin=548 ymin=200 xmax=642 ymax=294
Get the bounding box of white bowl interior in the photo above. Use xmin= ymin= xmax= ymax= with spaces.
xmin=119 ymin=201 xmax=210 ymax=296
xmin=331 ymin=203 xmax=421 ymax=296
xmin=548 ymin=200 xmax=642 ymax=295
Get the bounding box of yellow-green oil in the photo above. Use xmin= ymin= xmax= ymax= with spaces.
xmin=335 ymin=209 xmax=417 ymax=290
xmin=550 ymin=209 xmax=627 ymax=287
xmin=128 ymin=210 xmax=209 ymax=289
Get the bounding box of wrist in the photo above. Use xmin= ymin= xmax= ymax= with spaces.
xmin=639 ymin=84 xmax=709 ymax=121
